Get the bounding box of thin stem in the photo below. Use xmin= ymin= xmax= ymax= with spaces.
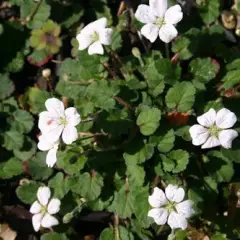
xmin=51 ymin=59 xmax=63 ymax=64
xmin=78 ymin=132 xmax=108 ymax=137
xmin=156 ymin=225 xmax=164 ymax=236
xmin=25 ymin=0 xmax=42 ymax=23
xmin=114 ymin=214 xmax=120 ymax=240
xmin=113 ymin=96 xmax=134 ymax=110
xmin=165 ymin=43 xmax=170 ymax=59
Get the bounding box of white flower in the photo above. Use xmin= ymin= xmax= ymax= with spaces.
xmin=189 ymin=108 xmax=238 ymax=149
xmin=148 ymin=185 xmax=194 ymax=230
xmin=76 ymin=17 xmax=113 ymax=55
xmin=38 ymin=98 xmax=81 ymax=145
xmin=30 ymin=186 xmax=61 ymax=232
xmin=135 ymin=0 xmax=183 ymax=43
xmin=38 ymin=135 xmax=59 ymax=168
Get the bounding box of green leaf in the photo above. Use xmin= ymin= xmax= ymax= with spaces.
xmin=16 ymin=181 xmax=40 ymax=204
xmin=108 ymin=186 xmax=134 ymax=218
xmin=27 ymin=49 xmax=50 ymax=66
xmin=21 ymin=0 xmax=51 ymax=29
xmin=27 ymin=152 xmax=53 ymax=180
xmin=132 ymin=187 xmax=152 ymax=228
xmin=221 ymin=141 xmax=240 ymax=163
xmin=41 ymin=232 xmax=69 ymax=240
xmin=14 ymin=137 xmax=37 ymax=161
xmin=100 ymin=226 xmax=134 ymax=240
xmin=137 ymin=106 xmax=161 ymax=136
xmin=123 ymin=141 xmax=154 ymax=165
xmin=0 ymin=74 xmax=14 ymax=100
xmin=161 ymin=150 xmax=189 ymax=173
xmin=199 ymin=0 xmax=220 ymax=24
xmin=111 ymin=31 xmax=122 ymax=51
xmin=69 ymin=172 xmax=104 ymax=201
xmin=57 ymin=149 xmax=87 ymax=175
xmin=175 ymin=126 xmax=191 ymax=141
xmin=154 ymin=59 xmax=181 ymax=85
xmin=86 ymin=80 xmax=120 ymax=110
xmin=221 ymin=69 xmax=240 ymax=90
xmin=211 ymin=234 xmax=228 ymax=240
xmin=3 ymin=131 xmax=24 ymax=150
xmin=127 ymin=165 xmax=145 ymax=187
xmin=10 ymin=109 xmax=34 ymax=133
xmin=48 ymin=173 xmax=70 ymax=199
xmin=165 ymin=81 xmax=196 ymax=112
xmin=27 ymin=87 xmax=50 ymax=114
xmin=0 ymin=157 xmax=23 ymax=179
xmin=190 ymin=58 xmax=218 ymax=83
xmin=157 ymin=129 xmax=175 ymax=153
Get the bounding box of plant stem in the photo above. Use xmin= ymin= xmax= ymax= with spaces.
xmin=156 ymin=225 xmax=164 ymax=236
xmin=113 ymin=96 xmax=134 ymax=110
xmin=25 ymin=0 xmax=42 ymax=23
xmin=114 ymin=214 xmax=120 ymax=240
xmin=165 ymin=43 xmax=170 ymax=59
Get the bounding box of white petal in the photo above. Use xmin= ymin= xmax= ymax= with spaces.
xmin=88 ymin=41 xmax=104 ymax=55
xmin=219 ymin=129 xmax=238 ymax=149
xmin=159 ymin=24 xmax=178 ymax=43
xmin=62 ymin=125 xmax=78 ymax=144
xmin=46 ymin=147 xmax=58 ymax=168
xmin=165 ymin=184 xmax=185 ymax=203
xmin=99 ymin=28 xmax=113 ymax=45
xmin=38 ymin=134 xmax=57 ymax=151
xmin=164 ymin=5 xmax=183 ymax=25
xmin=45 ymin=98 xmax=65 ymax=117
xmin=201 ymin=136 xmax=220 ymax=149
xmin=43 ymin=124 xmax=64 ymax=143
xmin=148 ymin=208 xmax=168 ymax=225
xmin=41 ymin=213 xmax=59 ymax=228
xmin=189 ymin=125 xmax=209 ymax=146
xmin=65 ymin=107 xmax=81 ymax=127
xmin=37 ymin=187 xmax=51 ymax=206
xmin=167 ymin=211 xmax=188 ymax=230
xmin=216 ymin=108 xmax=237 ymax=129
xmin=140 ymin=23 xmax=159 ymax=43
xmin=30 ymin=201 xmax=42 ymax=214
xmin=150 ymin=0 xmax=168 ymax=17
xmin=197 ymin=108 xmax=216 ymax=127
xmin=32 ymin=213 xmax=43 ymax=232
xmin=83 ymin=18 xmax=107 ymax=33
xmin=135 ymin=5 xmax=157 ymax=24
xmin=38 ymin=111 xmax=55 ymax=133
xmin=47 ymin=198 xmax=61 ymax=214
xmin=148 ymin=187 xmax=168 ymax=208
xmin=76 ymin=32 xmax=93 ymax=51
xmin=176 ymin=200 xmax=195 ymax=218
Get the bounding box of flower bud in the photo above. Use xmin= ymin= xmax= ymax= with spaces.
xmin=132 ymin=47 xmax=141 ymax=59
xmin=63 ymin=212 xmax=74 ymax=224
xmin=42 ymin=68 xmax=51 ymax=78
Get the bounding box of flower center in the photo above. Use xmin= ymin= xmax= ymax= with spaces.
xmin=41 ymin=205 xmax=48 ymax=215
xmin=155 ymin=17 xmax=166 ymax=27
xmin=166 ymin=202 xmax=176 ymax=213
xmin=91 ymin=32 xmax=100 ymax=42
xmin=209 ymin=124 xmax=220 ymax=137
xmin=59 ymin=117 xmax=68 ymax=125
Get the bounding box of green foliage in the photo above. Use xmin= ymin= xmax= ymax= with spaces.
xmin=0 ymin=74 xmax=14 ymax=100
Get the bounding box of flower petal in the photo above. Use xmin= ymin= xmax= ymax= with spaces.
xmin=38 ymin=111 xmax=55 ymax=133
xmin=165 ymin=184 xmax=185 ymax=203
xmin=37 ymin=187 xmax=51 ymax=206
xmin=219 ymin=129 xmax=238 ymax=149
xmin=83 ymin=18 xmax=107 ymax=33
xmin=45 ymin=98 xmax=65 ymax=117
xmin=164 ymin=5 xmax=183 ymax=25
xmin=62 ymin=125 xmax=78 ymax=144
xmin=46 ymin=147 xmax=58 ymax=168
xmin=65 ymin=107 xmax=81 ymax=127
xmin=38 ymin=134 xmax=57 ymax=151
xmin=148 ymin=208 xmax=168 ymax=225
xmin=167 ymin=211 xmax=188 ymax=230
xmin=140 ymin=23 xmax=159 ymax=43
xmin=176 ymin=200 xmax=195 ymax=218
xmin=41 ymin=213 xmax=59 ymax=229
xmin=76 ymin=32 xmax=93 ymax=51
xmin=201 ymin=136 xmax=220 ymax=149
xmin=197 ymin=108 xmax=216 ymax=127
xmin=32 ymin=213 xmax=43 ymax=232
xmin=30 ymin=201 xmax=42 ymax=214
xmin=99 ymin=28 xmax=113 ymax=45
xmin=159 ymin=24 xmax=178 ymax=43
xmin=150 ymin=0 xmax=168 ymax=17
xmin=43 ymin=124 xmax=64 ymax=143
xmin=216 ymin=108 xmax=237 ymax=129
xmin=148 ymin=187 xmax=168 ymax=208
xmin=47 ymin=198 xmax=61 ymax=214
xmin=88 ymin=41 xmax=104 ymax=55
xmin=189 ymin=124 xmax=209 ymax=146
xmin=135 ymin=5 xmax=157 ymax=24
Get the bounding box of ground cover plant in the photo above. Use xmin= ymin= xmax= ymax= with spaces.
xmin=1 ymin=0 xmax=240 ymax=239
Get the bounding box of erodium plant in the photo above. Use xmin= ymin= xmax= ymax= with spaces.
xmin=1 ymin=0 xmax=240 ymax=239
